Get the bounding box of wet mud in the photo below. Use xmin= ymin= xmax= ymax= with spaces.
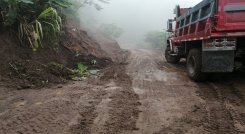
xmin=0 ymin=49 xmax=245 ymax=134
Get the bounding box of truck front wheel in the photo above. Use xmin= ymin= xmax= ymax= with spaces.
xmin=187 ymin=49 xmax=207 ymax=81
xmin=165 ymin=46 xmax=180 ymax=63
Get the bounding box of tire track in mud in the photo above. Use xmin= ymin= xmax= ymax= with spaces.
xmin=1 ymin=49 xmax=245 ymax=134
xmin=153 ymin=50 xmax=245 ymax=134
xmin=229 ymin=83 xmax=245 ymax=104
xmin=0 ymin=50 xmax=139 ymax=134
xmin=129 ymin=49 xmax=204 ymax=134
xmin=0 ymin=84 xmax=107 ymax=134
xmin=0 ymin=96 xmax=77 ymax=134
xmin=68 ymin=87 xmax=106 ymax=134
xmin=163 ymin=53 xmax=245 ymax=133
xmin=153 ymin=77 xmax=245 ymax=134
xmin=226 ymin=104 xmax=245 ymax=133
xmin=70 ymin=50 xmax=134 ymax=134
xmin=196 ymin=82 xmax=245 ymax=134
xmin=99 ymin=64 xmax=141 ymax=134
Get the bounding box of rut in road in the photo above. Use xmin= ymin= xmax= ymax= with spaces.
xmin=0 ymin=49 xmax=245 ymax=134
xmin=0 ymin=50 xmax=140 ymax=134
xmin=126 ymin=49 xmax=245 ymax=134
xmin=127 ymin=49 xmax=204 ymax=134
xmin=92 ymin=63 xmax=141 ymax=134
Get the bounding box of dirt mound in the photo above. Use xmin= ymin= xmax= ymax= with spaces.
xmin=62 ymin=23 xmax=111 ymax=64
xmin=0 ymin=23 xmax=116 ymax=89
xmin=0 ymin=49 xmax=141 ymax=134
xmin=84 ymin=28 xmax=127 ymax=63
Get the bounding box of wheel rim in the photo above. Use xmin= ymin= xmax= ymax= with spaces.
xmin=188 ymin=56 xmax=196 ymax=75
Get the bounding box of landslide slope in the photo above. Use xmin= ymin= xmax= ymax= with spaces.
xmin=0 ymin=22 xmax=120 ymax=89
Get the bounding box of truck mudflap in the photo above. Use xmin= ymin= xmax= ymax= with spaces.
xmin=202 ymin=51 xmax=234 ymax=72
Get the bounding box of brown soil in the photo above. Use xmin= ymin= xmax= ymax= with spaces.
xmin=0 ymin=49 xmax=140 ymax=134
xmin=0 ymin=22 xmax=119 ymax=89
xmin=85 ymin=28 xmax=127 ymax=63
xmin=0 ymin=49 xmax=245 ymax=134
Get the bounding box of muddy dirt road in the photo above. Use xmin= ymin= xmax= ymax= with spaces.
xmin=0 ymin=49 xmax=245 ymax=134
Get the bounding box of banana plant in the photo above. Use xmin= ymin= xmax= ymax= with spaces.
xmin=0 ymin=0 xmax=72 ymax=51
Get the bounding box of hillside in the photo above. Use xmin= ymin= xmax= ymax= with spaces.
xmin=0 ymin=22 xmax=121 ymax=89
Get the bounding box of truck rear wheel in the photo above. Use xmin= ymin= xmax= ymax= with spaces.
xmin=165 ymin=46 xmax=180 ymax=63
xmin=187 ymin=48 xmax=207 ymax=81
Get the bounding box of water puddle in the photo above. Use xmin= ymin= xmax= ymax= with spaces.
xmin=135 ymin=69 xmax=178 ymax=82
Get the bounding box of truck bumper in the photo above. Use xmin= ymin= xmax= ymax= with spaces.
xmin=202 ymin=51 xmax=234 ymax=72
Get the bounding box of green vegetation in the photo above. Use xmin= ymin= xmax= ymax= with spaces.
xmin=0 ymin=0 xmax=72 ymax=51
xmin=71 ymin=63 xmax=90 ymax=81
xmin=0 ymin=0 xmax=109 ymax=83
xmin=144 ymin=31 xmax=167 ymax=49
xmin=50 ymin=62 xmax=90 ymax=81
xmin=76 ymin=63 xmax=90 ymax=76
xmin=99 ymin=23 xmax=124 ymax=38
xmin=0 ymin=0 xmax=109 ymax=51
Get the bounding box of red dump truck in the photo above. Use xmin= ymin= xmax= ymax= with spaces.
xmin=165 ymin=0 xmax=245 ymax=81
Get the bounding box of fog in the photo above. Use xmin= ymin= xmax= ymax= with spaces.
xmin=80 ymin=0 xmax=201 ymax=48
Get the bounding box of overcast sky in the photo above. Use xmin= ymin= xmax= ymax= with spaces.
xmin=81 ymin=0 xmax=202 ymax=44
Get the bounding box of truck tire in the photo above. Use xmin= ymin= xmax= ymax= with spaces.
xmin=187 ymin=48 xmax=207 ymax=81
xmin=165 ymin=46 xmax=180 ymax=63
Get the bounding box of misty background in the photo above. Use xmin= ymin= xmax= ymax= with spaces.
xmin=80 ymin=0 xmax=201 ymax=48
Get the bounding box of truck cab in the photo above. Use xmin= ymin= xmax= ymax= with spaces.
xmin=165 ymin=0 xmax=245 ymax=81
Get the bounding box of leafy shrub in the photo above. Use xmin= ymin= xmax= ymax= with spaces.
xmin=71 ymin=63 xmax=90 ymax=81
xmin=0 ymin=0 xmax=110 ymax=50
xmin=0 ymin=0 xmax=72 ymax=51
xmin=49 ymin=62 xmax=90 ymax=81
xmin=77 ymin=63 xmax=89 ymax=76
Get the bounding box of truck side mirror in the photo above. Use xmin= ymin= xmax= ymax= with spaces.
xmin=167 ymin=19 xmax=173 ymax=32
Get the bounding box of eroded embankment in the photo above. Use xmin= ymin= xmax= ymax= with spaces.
xmin=0 ymin=50 xmax=141 ymax=134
